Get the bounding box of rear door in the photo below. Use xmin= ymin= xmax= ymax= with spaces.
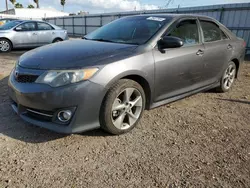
xmin=153 ymin=18 xmax=205 ymax=102
xmin=199 ymin=19 xmax=231 ymax=85
xmin=13 ymin=22 xmax=38 ymax=47
xmin=36 ymin=22 xmax=55 ymax=45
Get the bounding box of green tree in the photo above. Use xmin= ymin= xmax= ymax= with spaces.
xmin=61 ymin=0 xmax=65 ymax=11
xmin=33 ymin=0 xmax=39 ymax=8
xmin=27 ymin=4 xmax=35 ymax=8
xmin=15 ymin=2 xmax=23 ymax=8
xmin=9 ymin=0 xmax=16 ymax=5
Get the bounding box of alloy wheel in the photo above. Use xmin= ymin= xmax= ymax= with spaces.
xmin=0 ymin=40 xmax=10 ymax=52
xmin=111 ymin=88 xmax=143 ymax=130
xmin=223 ymin=64 xmax=236 ymax=90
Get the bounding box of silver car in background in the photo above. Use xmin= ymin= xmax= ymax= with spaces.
xmin=0 ymin=20 xmax=68 ymax=52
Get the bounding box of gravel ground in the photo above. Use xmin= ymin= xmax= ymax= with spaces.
xmin=0 ymin=51 xmax=250 ymax=188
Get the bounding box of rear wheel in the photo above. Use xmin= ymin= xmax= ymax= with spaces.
xmin=0 ymin=39 xmax=12 ymax=52
xmin=100 ymin=79 xmax=146 ymax=135
xmin=216 ymin=61 xmax=236 ymax=92
xmin=53 ymin=38 xmax=63 ymax=43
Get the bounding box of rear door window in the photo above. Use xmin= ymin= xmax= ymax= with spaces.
xmin=221 ymin=30 xmax=229 ymax=40
xmin=37 ymin=22 xmax=54 ymax=30
xmin=200 ymin=21 xmax=222 ymax=42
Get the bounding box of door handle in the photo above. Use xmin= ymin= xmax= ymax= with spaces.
xmin=227 ymin=44 xmax=233 ymax=50
xmin=32 ymin=33 xmax=37 ymax=35
xmin=196 ymin=49 xmax=204 ymax=56
xmin=52 ymin=32 xmax=55 ymax=35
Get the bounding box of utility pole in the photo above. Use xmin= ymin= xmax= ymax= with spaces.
xmin=165 ymin=0 xmax=174 ymax=8
xmin=5 ymin=0 xmax=9 ymax=11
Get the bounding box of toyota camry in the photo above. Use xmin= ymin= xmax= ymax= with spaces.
xmin=8 ymin=14 xmax=246 ymax=134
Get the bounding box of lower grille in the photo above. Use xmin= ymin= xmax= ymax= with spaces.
xmin=25 ymin=108 xmax=54 ymax=122
xmin=16 ymin=75 xmax=39 ymax=83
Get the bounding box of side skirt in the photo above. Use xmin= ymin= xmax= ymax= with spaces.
xmin=150 ymin=82 xmax=220 ymax=109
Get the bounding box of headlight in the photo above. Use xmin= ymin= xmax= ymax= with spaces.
xmin=36 ymin=68 xmax=98 ymax=87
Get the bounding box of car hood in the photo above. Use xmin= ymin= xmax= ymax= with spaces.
xmin=19 ymin=39 xmax=138 ymax=70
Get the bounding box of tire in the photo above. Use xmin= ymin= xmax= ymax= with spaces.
xmin=216 ymin=61 xmax=237 ymax=93
xmin=53 ymin=38 xmax=63 ymax=43
xmin=0 ymin=38 xmax=12 ymax=52
xmin=100 ymin=79 xmax=146 ymax=135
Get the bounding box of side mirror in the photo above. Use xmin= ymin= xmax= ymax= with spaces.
xmin=158 ymin=36 xmax=184 ymax=52
xmin=15 ymin=27 xmax=22 ymax=31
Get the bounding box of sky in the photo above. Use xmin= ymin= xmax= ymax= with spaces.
xmin=0 ymin=0 xmax=250 ymax=14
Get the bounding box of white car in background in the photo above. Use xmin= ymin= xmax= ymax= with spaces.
xmin=0 ymin=20 xmax=68 ymax=52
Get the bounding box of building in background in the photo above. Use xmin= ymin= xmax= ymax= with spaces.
xmin=0 ymin=8 xmax=69 ymax=20
xmin=78 ymin=11 xmax=89 ymax=16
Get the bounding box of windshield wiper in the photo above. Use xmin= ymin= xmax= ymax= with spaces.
xmin=91 ymin=38 xmax=116 ymax=43
xmin=82 ymin=37 xmax=115 ymax=43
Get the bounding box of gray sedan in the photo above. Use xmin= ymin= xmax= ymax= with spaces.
xmin=9 ymin=14 xmax=246 ymax=135
xmin=0 ymin=20 xmax=68 ymax=52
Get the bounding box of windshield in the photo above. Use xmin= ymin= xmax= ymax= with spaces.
xmin=0 ymin=21 xmax=23 ymax=30
xmin=85 ymin=16 xmax=172 ymax=45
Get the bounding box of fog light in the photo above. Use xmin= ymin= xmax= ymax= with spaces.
xmin=58 ymin=110 xmax=72 ymax=122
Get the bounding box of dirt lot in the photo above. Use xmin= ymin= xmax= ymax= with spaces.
xmin=0 ymin=51 xmax=249 ymax=188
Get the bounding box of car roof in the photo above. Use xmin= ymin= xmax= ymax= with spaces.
xmin=19 ymin=20 xmax=49 ymax=23
xmin=15 ymin=20 xmax=63 ymax=29
xmin=0 ymin=18 xmax=18 ymax=20
xmin=126 ymin=14 xmax=216 ymax=21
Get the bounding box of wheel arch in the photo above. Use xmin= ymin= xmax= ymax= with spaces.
xmin=230 ymin=58 xmax=240 ymax=78
xmin=121 ymin=75 xmax=152 ymax=110
xmin=52 ymin=37 xmax=63 ymax=43
xmin=102 ymin=72 xmax=153 ymax=110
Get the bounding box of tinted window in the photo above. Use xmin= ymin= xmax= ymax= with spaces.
xmin=86 ymin=16 xmax=172 ymax=45
xmin=221 ymin=30 xmax=229 ymax=40
xmin=168 ymin=20 xmax=199 ymax=46
xmin=0 ymin=20 xmax=7 ymax=25
xmin=37 ymin=22 xmax=53 ymax=30
xmin=18 ymin=22 xmax=36 ymax=31
xmin=201 ymin=21 xmax=221 ymax=42
xmin=0 ymin=21 xmax=23 ymax=30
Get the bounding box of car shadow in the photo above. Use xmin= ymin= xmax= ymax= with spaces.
xmin=217 ymin=98 xmax=250 ymax=105
xmin=79 ymin=129 xmax=111 ymax=137
xmin=245 ymin=54 xmax=250 ymax=61
xmin=1 ymin=49 xmax=29 ymax=60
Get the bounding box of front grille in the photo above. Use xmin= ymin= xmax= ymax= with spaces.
xmin=16 ymin=75 xmax=39 ymax=83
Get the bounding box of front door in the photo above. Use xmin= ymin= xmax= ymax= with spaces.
xmin=13 ymin=22 xmax=38 ymax=47
xmin=153 ymin=19 xmax=205 ymax=102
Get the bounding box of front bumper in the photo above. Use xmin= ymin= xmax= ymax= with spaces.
xmin=8 ymin=68 xmax=107 ymax=134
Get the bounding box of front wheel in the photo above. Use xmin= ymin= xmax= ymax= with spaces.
xmin=216 ymin=61 xmax=237 ymax=92
xmin=100 ymin=79 xmax=146 ymax=135
xmin=0 ymin=39 xmax=12 ymax=52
